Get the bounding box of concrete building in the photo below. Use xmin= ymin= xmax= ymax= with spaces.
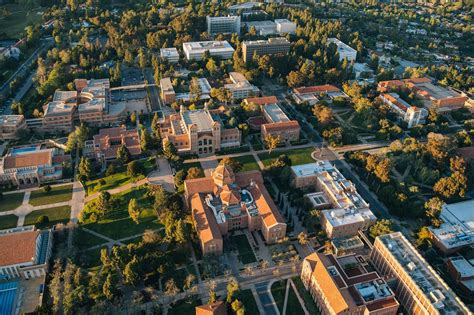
xmin=160 ymin=106 xmax=241 ymax=155
xmin=0 ymin=46 xmax=21 ymax=60
xmin=0 ymin=115 xmax=27 ymax=140
xmin=291 ymin=161 xmax=376 ymax=238
xmin=0 ymin=144 xmax=70 ymax=187
xmin=371 ymin=232 xmax=470 ymax=315
xmin=377 ymin=78 xmax=469 ymax=113
xmin=428 ymin=200 xmax=474 ymax=254
xmin=0 ymin=226 xmax=52 ymax=280
xmin=183 ymin=41 xmax=235 ymax=61
xmin=160 ymin=77 xmax=176 ymax=105
xmin=327 ymin=38 xmax=357 ymax=62
xmin=300 ymin=252 xmax=399 ymax=314
xmin=42 ymin=78 xmax=128 ymax=132
xmin=184 ymin=164 xmax=286 ymax=255
xmin=446 ymin=256 xmax=474 ymax=297
xmin=379 ymin=93 xmax=428 ymax=128
xmin=224 ymin=72 xmax=260 ymax=100
xmin=228 ymin=2 xmax=262 ymax=14
xmin=160 ymin=48 xmax=180 ymax=63
xmin=292 ymin=84 xmax=348 ymax=105
xmin=244 ymin=96 xmax=300 ymax=144
xmin=84 ymin=126 xmax=141 ymax=163
xmin=244 ymin=21 xmax=278 ymax=36
xmin=206 ymin=16 xmax=241 ymax=35
xmin=275 ymin=19 xmax=296 ymax=34
xmin=241 ymin=37 xmax=290 ymax=62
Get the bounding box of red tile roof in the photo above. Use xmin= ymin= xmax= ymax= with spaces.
xmin=244 ymin=96 xmax=278 ymax=105
xmin=262 ymin=120 xmax=300 ymax=132
xmin=3 ymin=151 xmax=52 ymax=169
xmin=195 ymin=301 xmax=227 ymax=315
xmin=0 ymin=230 xmax=39 ymax=266
xmin=294 ymin=84 xmax=340 ymax=94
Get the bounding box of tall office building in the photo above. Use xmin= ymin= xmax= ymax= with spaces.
xmin=241 ymin=37 xmax=290 ymax=62
xmin=370 ymin=232 xmax=470 ymax=314
xmin=206 ymin=16 xmax=241 ymax=35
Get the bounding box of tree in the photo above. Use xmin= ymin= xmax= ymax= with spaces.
xmin=163 ymin=141 xmax=178 ymax=160
xmin=37 ymin=215 xmax=49 ymax=226
xmin=183 ymin=274 xmax=196 ymax=292
xmin=226 ymin=277 xmax=239 ymax=303
xmin=164 ymin=278 xmax=180 ymax=302
xmin=189 ymin=77 xmax=202 ymax=102
xmin=424 ymin=197 xmax=443 ymax=227
xmin=297 ymin=232 xmax=309 ymax=246
xmin=369 ymin=219 xmax=394 ymax=239
xmin=186 ymin=167 xmax=204 ymax=179
xmin=416 ymin=226 xmax=432 ymax=248
xmin=117 ymin=144 xmax=131 ymax=164
xmin=96 ymin=191 xmax=112 ymax=216
xmin=263 ymin=134 xmax=280 ymax=155
xmin=66 ymin=132 xmax=77 ymax=153
xmin=151 ymin=112 xmax=161 ymax=138
xmin=140 ymin=128 xmax=152 ymax=152
xmin=208 ymin=289 xmax=217 ymax=304
xmin=374 ymin=158 xmax=391 ymax=183
xmin=219 ymin=157 xmax=242 ymax=173
xmin=174 ymin=219 xmax=187 ymax=244
xmin=231 ymin=299 xmax=245 ymax=315
xmin=75 ymin=123 xmax=90 ymax=149
xmin=426 ymin=133 xmax=455 ymax=164
xmin=313 ymin=104 xmax=333 ymax=126
xmin=211 ymin=87 xmax=232 ymax=105
xmin=103 ymin=273 xmax=119 ymax=301
xmin=124 ymin=256 xmax=141 ymax=285
xmin=128 ymin=198 xmax=141 ymax=224
xmin=127 ymin=160 xmax=143 ymax=177
xmin=43 ymin=185 xmax=52 ymax=193
xmin=287 ymin=71 xmax=304 ymax=88
xmin=78 ymin=157 xmax=93 ymax=180
xmin=206 ymin=58 xmax=218 ymax=75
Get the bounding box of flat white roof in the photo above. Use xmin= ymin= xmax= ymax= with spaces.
xmin=160 ymin=48 xmax=179 ymax=57
xmin=323 ymin=207 xmax=376 ymax=227
xmin=291 ymin=161 xmax=333 ymax=178
xmin=183 ymin=41 xmax=234 ymax=54
xmin=327 ymin=38 xmax=357 ymax=54
xmin=449 ymin=256 xmax=474 ymax=278
xmin=263 ymin=103 xmax=289 ymax=123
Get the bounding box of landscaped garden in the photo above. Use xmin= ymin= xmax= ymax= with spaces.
xmin=24 ymin=205 xmax=71 ymax=229
xmin=0 ymin=192 xmax=24 ymax=212
xmin=219 ymin=155 xmax=260 ymax=172
xmin=0 ymin=214 xmax=18 ymax=230
xmin=81 ymin=185 xmax=161 ymax=240
xmin=86 ymin=157 xmax=156 ymax=194
xmin=29 ymin=184 xmax=73 ymax=206
xmin=230 ymin=234 xmax=257 ymax=265
xmin=258 ymin=147 xmax=315 ymax=167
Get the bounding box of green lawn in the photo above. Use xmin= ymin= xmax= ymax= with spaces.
xmin=73 ymin=228 xmax=107 ymax=250
xmin=0 ymin=214 xmax=18 ymax=230
xmin=0 ymin=4 xmax=44 ymax=38
xmin=76 ymin=247 xmax=106 ymax=271
xmin=239 ymin=289 xmax=260 ymax=315
xmin=292 ymin=277 xmax=320 ymax=315
xmin=0 ymin=192 xmax=24 ymax=212
xmin=271 ymin=280 xmax=287 ymax=312
xmin=258 ymin=147 xmax=315 ymax=167
xmin=24 ymin=205 xmax=71 ymax=229
xmin=286 ymin=283 xmax=305 ymax=315
xmin=29 ymin=184 xmax=73 ymax=206
xmin=86 ymin=157 xmax=155 ymax=195
xmin=182 ymin=161 xmax=202 ymax=172
xmin=168 ymin=296 xmax=201 ymax=315
xmin=219 ymin=155 xmax=260 ymax=172
xmin=82 ymin=186 xmax=161 ymax=240
xmin=231 ymin=234 xmax=257 ymax=265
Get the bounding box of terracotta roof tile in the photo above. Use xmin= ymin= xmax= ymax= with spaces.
xmin=294 ymin=85 xmax=340 ymax=94
xmin=195 ymin=301 xmax=227 ymax=315
xmin=0 ymin=230 xmax=39 ymax=266
xmin=244 ymin=96 xmax=278 ymax=105
xmin=3 ymin=151 xmax=52 ymax=169
xmin=191 ymin=193 xmax=222 ymax=244
xmin=262 ymin=121 xmax=300 ymax=132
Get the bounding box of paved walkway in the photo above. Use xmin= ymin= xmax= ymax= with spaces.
xmin=199 ymin=156 xmax=219 ymax=176
xmin=147 ymin=158 xmax=175 ymax=192
xmin=84 ymin=178 xmax=148 ymax=203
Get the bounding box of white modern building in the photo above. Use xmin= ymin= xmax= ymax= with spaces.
xmin=291 ymin=161 xmax=376 ymax=238
xmin=371 ymin=232 xmax=470 ymax=315
xmin=224 ymin=72 xmax=260 ymax=100
xmin=275 ymin=19 xmax=296 ymax=34
xmin=0 ymin=115 xmax=27 ymax=140
xmin=327 ymin=38 xmax=357 ymax=62
xmin=182 ymin=41 xmax=235 ymax=61
xmin=0 ymin=226 xmax=53 ymax=280
xmin=379 ymin=93 xmax=428 ymax=128
xmin=429 ymin=199 xmax=474 ymax=254
xmin=160 ymin=48 xmax=180 ymax=63
xmin=206 ymin=16 xmax=241 ymax=35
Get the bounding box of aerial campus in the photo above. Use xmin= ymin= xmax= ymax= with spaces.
xmin=0 ymin=0 xmax=473 ymax=314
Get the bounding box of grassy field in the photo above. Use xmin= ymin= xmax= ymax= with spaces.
xmin=0 ymin=214 xmax=18 ymax=229
xmin=0 ymin=4 xmax=44 ymax=39
xmin=219 ymin=155 xmax=260 ymax=172
xmin=0 ymin=192 xmax=24 ymax=212
xmin=73 ymin=227 xmax=107 ymax=250
xmin=182 ymin=161 xmax=203 ymax=172
xmin=86 ymin=157 xmax=155 ymax=195
xmin=258 ymin=147 xmax=315 ymax=167
xmin=168 ymin=296 xmax=201 ymax=315
xmin=29 ymin=184 xmax=73 ymax=206
xmin=24 ymin=205 xmax=71 ymax=229
xmin=286 ymin=283 xmax=305 ymax=315
xmin=292 ymin=277 xmax=320 ymax=315
xmin=82 ymin=186 xmax=161 ymax=240
xmin=231 ymin=234 xmax=257 ymax=265
xmin=271 ymin=280 xmax=287 ymax=312
xmin=239 ymin=289 xmax=260 ymax=314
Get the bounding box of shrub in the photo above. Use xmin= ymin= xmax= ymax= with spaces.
xmin=43 ymin=185 xmax=52 ymax=193
xmin=37 ymin=215 xmax=49 ymax=225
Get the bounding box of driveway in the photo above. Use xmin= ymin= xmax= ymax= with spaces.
xmin=147 ymin=157 xmax=175 ymax=192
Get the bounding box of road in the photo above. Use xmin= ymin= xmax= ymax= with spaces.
xmin=0 ymin=38 xmax=53 ymax=95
